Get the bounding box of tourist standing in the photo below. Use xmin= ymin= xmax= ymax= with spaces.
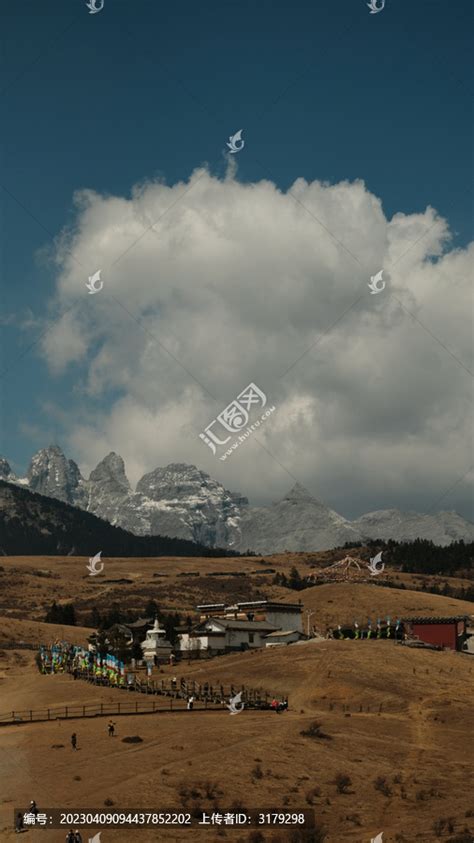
xmin=108 ymin=721 xmax=115 ymax=737
xmin=71 ymin=732 xmax=77 ymax=750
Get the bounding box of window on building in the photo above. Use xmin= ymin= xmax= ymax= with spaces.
xmin=249 ymin=633 xmax=254 ymax=643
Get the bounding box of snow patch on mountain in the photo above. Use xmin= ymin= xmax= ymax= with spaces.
xmin=1 ymin=446 xmax=473 ymax=552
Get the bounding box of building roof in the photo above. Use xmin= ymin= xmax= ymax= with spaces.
xmin=106 ymin=623 xmax=133 ymax=636
xmin=188 ymin=631 xmax=226 ymax=638
xmin=264 ymin=630 xmax=301 ymax=638
xmin=126 ymin=617 xmax=153 ymax=628
xmin=236 ymin=600 xmax=303 ymax=611
xmin=197 ymin=600 xmax=303 ymax=613
xmin=201 ymin=618 xmax=278 ymax=632
xmin=403 ymin=616 xmax=468 ymax=624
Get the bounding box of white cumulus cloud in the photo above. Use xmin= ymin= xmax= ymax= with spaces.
xmin=39 ymin=168 xmax=473 ymax=517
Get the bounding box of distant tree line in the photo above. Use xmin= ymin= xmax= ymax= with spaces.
xmin=343 ymin=538 xmax=474 ymax=577
xmin=273 ymin=567 xmax=307 ymax=590
xmin=389 ymin=539 xmax=473 ymax=577
xmin=45 ymin=600 xmax=185 ymax=660
xmin=90 ymin=599 xmax=183 ymax=662
xmin=273 ymin=540 xmax=474 ymax=602
xmin=44 ymin=601 xmax=77 ymax=625
xmin=89 ymin=599 xmax=182 ymax=645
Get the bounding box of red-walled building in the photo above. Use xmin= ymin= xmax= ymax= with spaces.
xmin=402 ymin=616 xmax=468 ymax=651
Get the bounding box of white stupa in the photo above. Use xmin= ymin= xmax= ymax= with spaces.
xmin=141 ymin=617 xmax=172 ymax=663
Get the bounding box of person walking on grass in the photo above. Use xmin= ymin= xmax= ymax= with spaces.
xmin=187 ymin=696 xmax=194 ymax=711
xmin=74 ymin=829 xmax=83 ymax=843
xmin=71 ymin=732 xmax=77 ymax=750
xmin=15 ymin=812 xmax=24 ymax=833
xmin=108 ymin=720 xmax=115 ymax=737
xmin=66 ymin=829 xmax=75 ymax=843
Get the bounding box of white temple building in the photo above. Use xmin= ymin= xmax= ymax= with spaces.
xmin=141 ymin=617 xmax=172 ymax=663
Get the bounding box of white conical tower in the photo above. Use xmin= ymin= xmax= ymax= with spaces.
xmin=141 ymin=616 xmax=172 ymax=663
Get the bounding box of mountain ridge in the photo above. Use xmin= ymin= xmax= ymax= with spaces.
xmin=0 ymin=479 xmax=235 ymax=557
xmin=1 ymin=446 xmax=473 ymax=552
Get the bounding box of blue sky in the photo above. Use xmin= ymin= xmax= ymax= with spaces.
xmin=1 ymin=0 xmax=472 ymax=518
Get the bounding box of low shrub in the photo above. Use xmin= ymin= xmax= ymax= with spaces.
xmin=300 ymin=722 xmax=332 ymax=740
xmin=433 ymin=818 xmax=448 ymax=836
xmin=204 ymin=781 xmax=222 ymax=800
xmin=334 ymin=774 xmax=352 ymax=794
xmin=446 ymin=833 xmax=473 ymax=843
xmin=374 ymin=776 xmax=392 ymax=797
xmin=189 ymin=801 xmax=204 ymax=819
xmin=288 ymin=826 xmax=327 ymax=842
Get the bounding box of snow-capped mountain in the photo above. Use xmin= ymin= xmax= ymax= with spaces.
xmin=352 ymin=508 xmax=474 ymax=547
xmin=1 ymin=446 xmax=473 ymax=552
xmin=134 ymin=463 xmax=247 ymax=547
xmin=1 ymin=447 xmax=246 ymax=548
xmin=237 ymin=483 xmax=363 ymax=553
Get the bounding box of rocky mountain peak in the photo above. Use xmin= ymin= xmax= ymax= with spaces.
xmin=283 ymin=483 xmax=318 ymax=503
xmin=137 ymin=463 xmax=212 ymax=499
xmin=2 ymin=446 xmax=473 ymax=552
xmin=0 ymin=457 xmax=13 ymax=479
xmin=134 ymin=462 xmax=246 ymax=547
xmin=89 ymin=452 xmax=130 ymax=491
xmin=26 ymin=445 xmax=83 ymax=504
